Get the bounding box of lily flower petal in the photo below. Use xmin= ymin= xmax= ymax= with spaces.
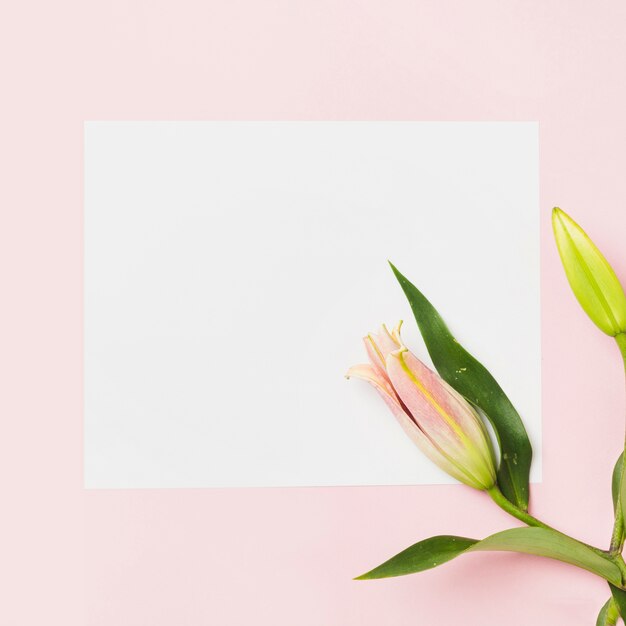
xmin=363 ymin=322 xmax=403 ymax=383
xmin=385 ymin=349 xmax=496 ymax=489
xmin=346 ymin=363 xmax=489 ymax=488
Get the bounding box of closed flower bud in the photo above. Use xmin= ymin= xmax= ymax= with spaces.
xmin=552 ymin=207 xmax=626 ymax=336
xmin=347 ymin=322 xmax=497 ymax=490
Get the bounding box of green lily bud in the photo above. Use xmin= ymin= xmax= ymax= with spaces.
xmin=552 ymin=207 xmax=626 ymax=336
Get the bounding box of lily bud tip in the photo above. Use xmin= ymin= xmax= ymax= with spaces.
xmin=552 ymin=206 xmax=626 ymax=336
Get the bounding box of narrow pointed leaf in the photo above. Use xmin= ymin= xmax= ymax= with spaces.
xmin=610 ymin=584 xmax=626 ymax=621
xmin=354 ymin=535 xmax=476 ymax=579
xmin=597 ymin=597 xmax=619 ymax=626
xmin=390 ymin=263 xmax=532 ymax=510
xmin=357 ymin=527 xmax=622 ymax=585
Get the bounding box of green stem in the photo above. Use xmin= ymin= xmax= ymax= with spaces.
xmin=487 ymin=485 xmax=554 ymax=530
xmin=610 ymin=332 xmax=626 ymax=555
xmin=611 ymin=512 xmax=624 ymax=556
xmin=487 ymin=485 xmax=610 ymax=559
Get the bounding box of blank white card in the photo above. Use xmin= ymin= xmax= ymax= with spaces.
xmin=84 ymin=122 xmax=540 ymax=488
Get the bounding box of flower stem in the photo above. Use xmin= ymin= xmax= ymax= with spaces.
xmin=610 ymin=509 xmax=624 ymax=555
xmin=487 ymin=485 xmax=554 ymax=530
xmin=487 ymin=484 xmax=610 ymax=559
xmin=609 ymin=332 xmax=626 ymax=554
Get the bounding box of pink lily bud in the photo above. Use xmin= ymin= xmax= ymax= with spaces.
xmin=347 ymin=323 xmax=497 ymax=490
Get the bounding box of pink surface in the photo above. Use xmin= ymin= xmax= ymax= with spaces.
xmin=3 ymin=1 xmax=626 ymax=624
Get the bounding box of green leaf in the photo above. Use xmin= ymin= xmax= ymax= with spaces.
xmin=613 ymin=453 xmax=623 ymax=511
xmin=390 ymin=262 xmax=532 ymax=510
xmin=470 ymin=528 xmax=621 ymax=584
xmin=610 ymin=584 xmax=626 ymax=622
xmin=597 ymin=597 xmax=619 ymax=626
xmin=357 ymin=527 xmax=622 ymax=586
xmin=355 ymin=535 xmax=476 ymax=579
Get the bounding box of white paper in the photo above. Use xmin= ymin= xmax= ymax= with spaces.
xmin=84 ymin=121 xmax=540 ymax=488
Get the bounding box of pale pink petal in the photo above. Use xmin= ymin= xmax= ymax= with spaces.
xmin=347 ymin=363 xmax=482 ymax=487
xmin=386 ymin=349 xmax=496 ymax=488
xmin=363 ymin=336 xmax=390 ymax=383
xmin=363 ymin=322 xmax=403 ymax=382
xmin=404 ymin=351 xmax=490 ymax=449
xmin=390 ymin=411 xmax=484 ymax=488
xmin=385 ymin=350 xmax=467 ymax=451
xmin=376 ymin=323 xmax=401 ymax=356
xmin=346 ymin=363 xmax=393 ymax=395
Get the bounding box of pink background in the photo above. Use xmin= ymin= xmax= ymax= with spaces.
xmin=3 ymin=1 xmax=626 ymax=624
